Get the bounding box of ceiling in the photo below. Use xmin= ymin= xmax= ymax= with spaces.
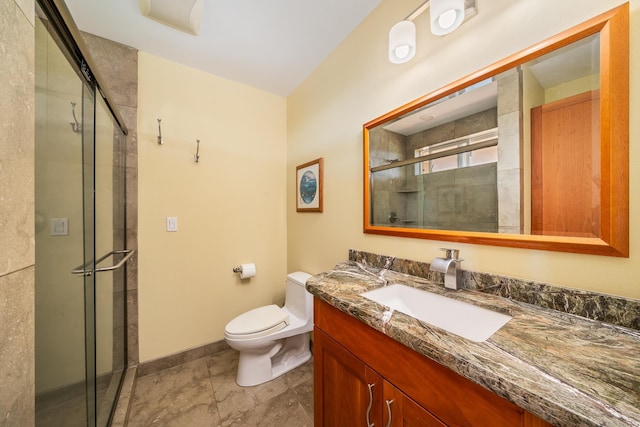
xmin=526 ymin=34 xmax=600 ymax=89
xmin=384 ymin=80 xmax=498 ymax=136
xmin=64 ymin=0 xmax=382 ymax=97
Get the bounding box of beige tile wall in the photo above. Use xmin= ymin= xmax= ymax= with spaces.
xmin=0 ymin=0 xmax=35 ymax=425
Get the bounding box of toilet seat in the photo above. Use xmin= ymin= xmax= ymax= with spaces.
xmin=225 ymin=304 xmax=289 ymax=339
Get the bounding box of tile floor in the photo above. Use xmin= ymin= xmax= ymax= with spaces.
xmin=36 ymin=376 xmax=116 ymax=427
xmin=127 ymin=349 xmax=314 ymax=426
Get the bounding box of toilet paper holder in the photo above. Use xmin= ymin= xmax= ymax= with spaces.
xmin=232 ymin=263 xmax=257 ymax=279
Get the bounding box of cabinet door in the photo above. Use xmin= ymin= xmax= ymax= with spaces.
xmin=314 ymin=328 xmax=382 ymax=427
xmin=383 ymin=381 xmax=446 ymax=427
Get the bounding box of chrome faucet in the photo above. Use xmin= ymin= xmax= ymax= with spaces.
xmin=379 ymin=256 xmax=395 ymax=286
xmin=429 ymin=249 xmax=463 ymax=291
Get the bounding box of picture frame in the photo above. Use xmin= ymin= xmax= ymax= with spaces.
xmin=296 ymin=158 xmax=323 ymax=212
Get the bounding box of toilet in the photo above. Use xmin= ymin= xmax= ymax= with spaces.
xmin=224 ymin=271 xmax=313 ymax=386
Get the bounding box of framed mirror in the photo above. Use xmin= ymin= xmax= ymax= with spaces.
xmin=363 ymin=4 xmax=628 ymax=257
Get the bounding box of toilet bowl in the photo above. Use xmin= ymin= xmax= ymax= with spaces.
xmin=224 ymin=271 xmax=313 ymax=386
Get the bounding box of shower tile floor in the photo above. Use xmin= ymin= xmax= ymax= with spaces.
xmin=127 ymin=349 xmax=314 ymax=426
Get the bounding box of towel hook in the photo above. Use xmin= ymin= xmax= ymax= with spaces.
xmin=70 ymin=102 xmax=82 ymax=133
xmin=194 ymin=139 xmax=200 ymax=163
xmin=157 ymin=118 xmax=163 ymax=145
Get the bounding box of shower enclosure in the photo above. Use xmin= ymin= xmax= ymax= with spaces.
xmin=34 ymin=1 xmax=131 ymax=425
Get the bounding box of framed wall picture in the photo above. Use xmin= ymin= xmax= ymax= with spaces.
xmin=296 ymin=158 xmax=323 ymax=212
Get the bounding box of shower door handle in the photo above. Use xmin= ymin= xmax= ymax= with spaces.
xmin=71 ymin=249 xmax=136 ymax=276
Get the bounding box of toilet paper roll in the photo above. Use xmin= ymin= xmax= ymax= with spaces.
xmin=239 ymin=263 xmax=256 ymax=279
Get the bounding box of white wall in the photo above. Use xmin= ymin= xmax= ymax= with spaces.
xmin=137 ymin=52 xmax=287 ymax=362
xmin=287 ymin=0 xmax=640 ymax=299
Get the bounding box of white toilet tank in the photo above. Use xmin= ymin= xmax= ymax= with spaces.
xmin=284 ymin=271 xmax=313 ymax=320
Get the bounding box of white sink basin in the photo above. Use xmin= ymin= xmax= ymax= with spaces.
xmin=361 ymin=284 xmax=511 ymax=342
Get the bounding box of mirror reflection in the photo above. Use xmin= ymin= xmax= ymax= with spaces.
xmin=368 ymin=33 xmax=600 ymax=238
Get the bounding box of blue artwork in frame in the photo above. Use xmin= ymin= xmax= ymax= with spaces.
xmin=296 ymin=158 xmax=323 ymax=212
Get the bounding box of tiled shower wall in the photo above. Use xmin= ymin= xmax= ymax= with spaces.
xmin=369 ymin=128 xmax=406 ymax=224
xmin=405 ymin=108 xmax=499 ymax=232
xmin=369 ymin=108 xmax=500 ymax=231
xmin=82 ymin=33 xmax=139 ymax=367
xmin=0 ymin=0 xmax=36 ymax=425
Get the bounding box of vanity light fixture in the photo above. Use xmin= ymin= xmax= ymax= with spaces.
xmin=389 ymin=0 xmax=477 ymax=64
xmin=389 ymin=20 xmax=417 ymax=64
xmin=431 ymin=0 xmax=465 ymax=35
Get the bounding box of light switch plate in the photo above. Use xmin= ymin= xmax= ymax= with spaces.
xmin=166 ymin=216 xmax=178 ymax=232
xmin=51 ymin=218 xmax=69 ymax=236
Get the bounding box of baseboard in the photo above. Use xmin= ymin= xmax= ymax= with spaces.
xmin=137 ymin=340 xmax=231 ymax=378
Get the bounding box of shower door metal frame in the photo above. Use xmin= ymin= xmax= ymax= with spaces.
xmin=36 ymin=0 xmax=131 ymax=425
xmin=37 ymin=0 xmax=129 ymax=135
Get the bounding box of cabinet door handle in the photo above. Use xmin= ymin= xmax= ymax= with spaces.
xmin=385 ymin=399 xmax=394 ymax=427
xmin=366 ymin=383 xmax=375 ymax=427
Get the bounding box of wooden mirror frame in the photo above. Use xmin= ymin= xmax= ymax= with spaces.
xmin=363 ymin=4 xmax=628 ymax=257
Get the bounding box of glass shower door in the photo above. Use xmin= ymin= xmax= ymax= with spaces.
xmin=35 ymin=8 xmax=129 ymax=427
xmin=93 ymin=93 xmax=128 ymax=427
xmin=35 ymin=16 xmax=92 ymax=426
xmin=77 ymin=71 xmax=129 ymax=427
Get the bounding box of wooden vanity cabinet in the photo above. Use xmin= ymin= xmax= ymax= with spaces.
xmin=314 ymin=298 xmax=553 ymax=427
xmin=313 ymin=328 xmax=378 ymax=426
xmin=314 ymin=328 xmax=445 ymax=426
xmin=383 ymin=380 xmax=448 ymax=427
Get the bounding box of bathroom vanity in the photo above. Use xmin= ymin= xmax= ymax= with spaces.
xmin=314 ymin=300 xmax=550 ymax=426
xmin=308 ymin=260 xmax=640 ymax=426
xmin=309 ymin=4 xmax=635 ymax=426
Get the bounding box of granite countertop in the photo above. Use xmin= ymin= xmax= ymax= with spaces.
xmin=307 ymin=261 xmax=640 ymax=427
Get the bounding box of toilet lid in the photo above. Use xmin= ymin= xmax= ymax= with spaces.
xmin=225 ymin=304 xmax=289 ymax=338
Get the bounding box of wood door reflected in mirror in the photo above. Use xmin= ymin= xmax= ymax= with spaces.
xmin=363 ymin=4 xmax=628 ymax=257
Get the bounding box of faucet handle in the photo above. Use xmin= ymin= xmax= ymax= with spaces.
xmin=439 ymin=248 xmax=460 ymax=260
